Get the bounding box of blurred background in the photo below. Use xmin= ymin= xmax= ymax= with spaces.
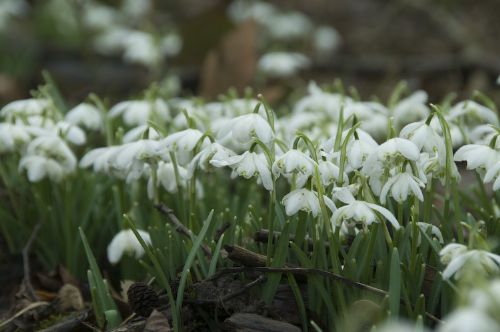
xmin=1 ymin=0 xmax=500 ymax=105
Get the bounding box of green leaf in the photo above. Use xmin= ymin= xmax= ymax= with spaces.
xmin=176 ymin=210 xmax=214 ymax=309
xmin=389 ymin=248 xmax=401 ymax=318
xmin=208 ymin=234 xmax=225 ymax=277
xmin=262 ymin=221 xmax=290 ymax=304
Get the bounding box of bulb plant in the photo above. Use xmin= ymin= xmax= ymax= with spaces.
xmin=1 ymin=78 xmax=500 ymax=331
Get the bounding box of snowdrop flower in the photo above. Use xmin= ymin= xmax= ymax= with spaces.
xmin=227 ymin=0 xmax=276 ymax=25
xmin=113 ymin=139 xmax=161 ymax=182
xmin=80 ymin=146 xmax=123 ymax=175
xmin=454 ymin=144 xmax=498 ymax=173
xmin=217 ymin=113 xmax=273 ymax=147
xmin=81 ymin=1 xmax=117 ymax=30
xmin=122 ymin=31 xmax=160 ymax=68
xmin=107 ymin=229 xmax=151 ymax=264
xmin=109 ymin=99 xmax=170 ymax=126
xmin=65 ymin=103 xmax=103 ymax=131
xmin=258 ymin=52 xmax=310 ymax=78
xmin=19 ymin=136 xmax=77 ymax=182
xmin=0 ymin=123 xmax=30 ymax=153
xmin=188 ymin=143 xmax=236 ymax=177
xmin=156 ymin=128 xmax=207 ymax=165
xmin=438 ymin=309 xmax=500 ymax=332
xmin=345 ymin=102 xmax=389 ymax=140
xmin=122 ymin=125 xmax=161 ymax=143
xmin=448 ymin=100 xmax=499 ymax=127
xmin=468 ymin=124 xmax=497 ymax=145
xmin=332 ymin=128 xmax=378 ymax=171
xmin=483 ymin=160 xmax=500 ymax=190
xmin=468 ymin=279 xmax=500 ymax=312
xmin=272 ymin=149 xmax=316 ymax=188
xmin=93 ymin=27 xmax=131 ymax=55
xmin=417 ymin=222 xmax=444 ymax=244
xmin=362 ymin=138 xmax=420 ymax=195
xmin=331 ymin=187 xmax=400 ymax=230
xmin=439 ymin=245 xmax=500 ymax=279
xmin=318 ymin=160 xmax=348 ymax=186
xmin=282 ymin=188 xmax=335 ymax=217
xmin=160 ymin=33 xmax=182 ymax=57
xmin=1 ymin=98 xmax=51 ymax=121
xmin=54 ymin=121 xmax=87 ymax=145
xmin=400 ymin=121 xmax=445 ymax=156
xmin=313 ymin=26 xmax=341 ymax=58
xmin=147 ymin=161 xmax=190 ymax=198
xmin=263 ymin=12 xmax=313 ymax=41
xmin=393 ymin=91 xmax=430 ymax=129
xmin=211 ymin=151 xmax=273 ymax=191
xmin=294 ymin=82 xmax=351 ymax=121
xmin=380 ymin=172 xmax=425 ymax=204
xmin=439 ymin=243 xmax=468 ymax=265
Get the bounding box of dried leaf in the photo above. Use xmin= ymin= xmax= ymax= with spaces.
xmin=57 ymin=284 xmax=84 ymax=311
xmin=144 ymin=310 xmax=171 ymax=332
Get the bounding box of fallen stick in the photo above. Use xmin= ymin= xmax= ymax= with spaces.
xmin=154 ymin=203 xmax=212 ymax=257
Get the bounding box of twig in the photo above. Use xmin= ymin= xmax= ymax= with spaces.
xmin=184 ymin=275 xmax=266 ymax=305
xmin=154 ymin=203 xmax=212 ymax=257
xmin=38 ymin=310 xmax=89 ymax=332
xmin=0 ymin=301 xmax=49 ymax=329
xmin=22 ymin=221 xmax=42 ymax=301
xmin=219 ymin=247 xmax=444 ymax=325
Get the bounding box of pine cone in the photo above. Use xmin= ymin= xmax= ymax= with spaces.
xmin=127 ymin=282 xmax=160 ymax=317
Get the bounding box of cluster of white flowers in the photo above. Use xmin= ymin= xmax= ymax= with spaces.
xmin=2 ymin=81 xmax=500 ymax=272
xmin=0 ymin=97 xmax=102 ymax=182
xmin=81 ymin=0 xmax=182 ymax=69
xmin=227 ymin=0 xmax=341 ymax=78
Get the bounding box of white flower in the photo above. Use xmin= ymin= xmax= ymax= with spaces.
xmin=113 ymin=139 xmax=161 ymax=182
xmin=439 ymin=245 xmax=500 ymax=279
xmin=107 ymin=229 xmax=152 ymax=264
xmin=337 ymin=128 xmax=378 ymax=171
xmin=417 ymin=222 xmax=444 ymax=244
xmin=282 ymin=189 xmax=334 ymax=217
xmin=293 ymin=82 xmax=351 ymax=121
xmin=156 ymin=128 xmax=207 ymax=166
xmin=313 ymin=26 xmax=341 ymax=58
xmin=483 ymin=161 xmax=500 ymax=190
xmin=65 ymin=103 xmax=103 ymax=131
xmin=0 ymin=123 xmax=30 ymax=153
xmin=393 ymin=91 xmax=430 ymax=129
xmin=377 ymin=137 xmax=421 ymax=161
xmin=318 ymin=160 xmax=348 ymax=186
xmin=19 ymin=136 xmax=77 ymax=182
xmin=468 ymin=279 xmax=500 ymax=312
xmin=454 ymin=144 xmax=498 ymax=172
xmin=0 ymin=98 xmax=51 ymax=121
xmin=211 ymin=151 xmax=273 ymax=191
xmin=448 ymin=100 xmax=499 ymax=127
xmin=258 ymin=52 xmax=310 ymax=78
xmin=331 ymin=187 xmax=400 ymax=230
xmin=188 ymin=143 xmax=236 ymax=177
xmin=147 ymin=161 xmax=190 ymax=198
xmin=272 ymin=149 xmax=316 ymax=188
xmin=345 ymin=102 xmax=389 ymax=140
xmin=361 ymin=138 xmax=420 ymax=195
xmin=54 ymin=121 xmax=87 ymax=145
xmin=400 ymin=121 xmax=445 ymax=156
xmin=380 ymin=172 xmax=425 ymax=204
xmin=439 ymin=243 xmax=467 ymax=265
xmin=227 ymin=0 xmax=276 ymax=24
xmin=109 ymin=99 xmax=170 ymax=126
xmin=217 ymin=113 xmax=273 ymax=146
xmin=122 ymin=31 xmax=160 ymax=68
xmin=122 ymin=125 xmax=161 ymax=143
xmin=80 ymin=146 xmax=123 ymax=175
xmin=438 ymin=309 xmax=500 ymax=332
xmin=262 ymin=12 xmax=313 ymax=41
